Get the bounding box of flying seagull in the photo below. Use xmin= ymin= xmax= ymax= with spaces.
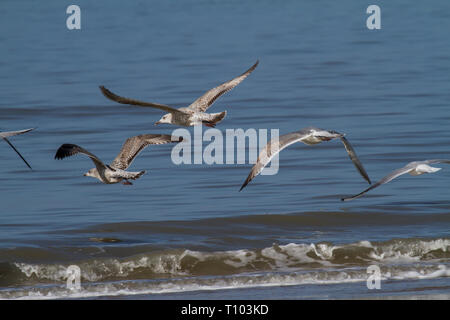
xmin=239 ymin=127 xmax=371 ymax=191
xmin=1 ymin=128 xmax=34 ymax=169
xmin=99 ymin=60 xmax=259 ymax=127
xmin=341 ymin=159 xmax=450 ymax=201
xmin=54 ymin=134 xmax=182 ymax=185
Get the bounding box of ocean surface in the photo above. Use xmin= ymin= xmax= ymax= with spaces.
xmin=0 ymin=0 xmax=449 ymax=299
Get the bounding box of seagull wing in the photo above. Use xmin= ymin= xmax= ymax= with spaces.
xmin=239 ymin=130 xmax=311 ymax=191
xmin=0 ymin=128 xmax=34 ymax=138
xmin=1 ymin=128 xmax=34 ymax=169
xmin=340 ymin=136 xmax=371 ymax=184
xmin=110 ymin=134 xmax=183 ymax=170
xmin=341 ymin=163 xmax=416 ymax=201
xmin=424 ymin=159 xmax=450 ymax=165
xmin=99 ymin=86 xmax=187 ymax=116
xmin=54 ymin=144 xmax=108 ymax=172
xmin=187 ymin=60 xmax=259 ymax=113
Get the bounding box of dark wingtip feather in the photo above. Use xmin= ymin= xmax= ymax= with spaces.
xmin=248 ymin=60 xmax=259 ymax=73
xmin=238 ymin=60 xmax=259 ymax=78
xmin=3 ymin=137 xmax=32 ymax=170
xmin=54 ymin=144 xmax=79 ymax=160
xmin=239 ymin=177 xmax=250 ymax=192
xmin=339 ymin=136 xmax=372 ymax=185
xmin=360 ymin=170 xmax=372 ymax=185
xmin=99 ymin=85 xmax=116 ymax=100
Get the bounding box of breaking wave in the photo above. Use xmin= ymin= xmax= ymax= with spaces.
xmin=1 ymin=237 xmax=448 ymax=299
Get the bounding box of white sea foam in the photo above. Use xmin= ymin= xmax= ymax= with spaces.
xmin=2 ymin=264 xmax=449 ymax=300
xmin=13 ymin=239 xmax=449 ymax=282
xmin=6 ymin=238 xmax=448 ymax=299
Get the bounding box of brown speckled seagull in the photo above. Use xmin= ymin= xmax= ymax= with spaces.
xmin=99 ymin=60 xmax=259 ymax=127
xmin=239 ymin=127 xmax=371 ymax=191
xmin=1 ymin=128 xmax=34 ymax=169
xmin=54 ymin=134 xmax=182 ymax=185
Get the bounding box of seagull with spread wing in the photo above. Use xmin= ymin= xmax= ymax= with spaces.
xmin=239 ymin=127 xmax=371 ymax=191
xmin=99 ymin=60 xmax=259 ymax=127
xmin=54 ymin=134 xmax=182 ymax=185
xmin=1 ymin=128 xmax=34 ymax=169
xmin=341 ymin=159 xmax=450 ymax=201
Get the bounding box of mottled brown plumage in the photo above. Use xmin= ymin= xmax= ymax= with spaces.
xmin=99 ymin=60 xmax=259 ymax=127
xmin=54 ymin=134 xmax=182 ymax=184
xmin=110 ymin=134 xmax=183 ymax=170
xmin=187 ymin=60 xmax=259 ymax=113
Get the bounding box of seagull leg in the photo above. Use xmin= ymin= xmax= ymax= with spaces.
xmin=122 ymin=180 xmax=133 ymax=185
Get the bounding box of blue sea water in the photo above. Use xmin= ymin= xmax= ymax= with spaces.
xmin=0 ymin=0 xmax=448 ymax=299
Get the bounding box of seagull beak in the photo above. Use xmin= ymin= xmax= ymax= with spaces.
xmin=83 ymin=173 xmax=87 ymax=176
xmin=154 ymin=121 xmax=160 ymax=126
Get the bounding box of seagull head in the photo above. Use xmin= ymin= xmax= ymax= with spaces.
xmin=155 ymin=114 xmax=172 ymax=125
xmin=84 ymin=168 xmax=99 ymax=178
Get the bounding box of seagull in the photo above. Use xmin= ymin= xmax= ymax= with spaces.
xmin=239 ymin=127 xmax=371 ymax=191
xmin=99 ymin=60 xmax=259 ymax=127
xmin=1 ymin=128 xmax=34 ymax=169
xmin=54 ymin=134 xmax=182 ymax=185
xmin=341 ymin=159 xmax=450 ymax=201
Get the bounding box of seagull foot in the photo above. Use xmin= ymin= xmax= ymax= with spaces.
xmin=122 ymin=180 xmax=133 ymax=185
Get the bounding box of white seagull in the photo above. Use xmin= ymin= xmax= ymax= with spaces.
xmin=1 ymin=128 xmax=34 ymax=169
xmin=240 ymin=127 xmax=371 ymax=191
xmin=99 ymin=60 xmax=259 ymax=127
xmin=54 ymin=134 xmax=182 ymax=185
xmin=341 ymin=159 xmax=450 ymax=201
